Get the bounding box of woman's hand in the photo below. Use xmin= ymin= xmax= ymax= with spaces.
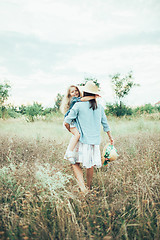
xmin=64 ymin=122 xmax=70 ymax=132
xmin=110 ymin=138 xmax=114 ymax=145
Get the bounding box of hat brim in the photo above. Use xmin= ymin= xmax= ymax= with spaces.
xmin=79 ymin=85 xmax=101 ymax=96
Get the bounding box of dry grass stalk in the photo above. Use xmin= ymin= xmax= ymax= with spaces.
xmin=0 ymin=121 xmax=160 ymax=239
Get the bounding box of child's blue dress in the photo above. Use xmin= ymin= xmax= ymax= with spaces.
xmin=64 ymin=97 xmax=81 ymax=128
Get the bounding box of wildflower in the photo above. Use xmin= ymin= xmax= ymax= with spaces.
xmin=22 ymin=225 xmax=29 ymax=230
xmin=142 ymin=200 xmax=148 ymax=204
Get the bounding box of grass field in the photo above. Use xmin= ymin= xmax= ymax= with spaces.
xmin=0 ymin=115 xmax=160 ymax=239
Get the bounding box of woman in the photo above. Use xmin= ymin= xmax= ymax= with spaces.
xmin=64 ymin=81 xmax=113 ymax=193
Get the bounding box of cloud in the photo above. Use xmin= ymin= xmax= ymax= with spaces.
xmin=0 ymin=66 xmax=78 ymax=106
xmin=0 ymin=0 xmax=160 ymax=107
xmin=1 ymin=0 xmax=160 ymax=44
xmin=1 ymin=37 xmax=160 ymax=106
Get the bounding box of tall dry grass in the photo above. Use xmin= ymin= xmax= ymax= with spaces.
xmin=0 ymin=118 xmax=160 ymax=239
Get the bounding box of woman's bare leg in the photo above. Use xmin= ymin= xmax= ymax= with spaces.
xmin=72 ymin=163 xmax=88 ymax=193
xmin=69 ymin=127 xmax=80 ymax=151
xmin=86 ymin=167 xmax=94 ymax=190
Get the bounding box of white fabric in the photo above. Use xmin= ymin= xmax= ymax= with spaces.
xmin=64 ymin=139 xmax=102 ymax=169
xmin=63 ymin=120 xmax=76 ymax=129
xmin=70 ymin=120 xmax=76 ymax=128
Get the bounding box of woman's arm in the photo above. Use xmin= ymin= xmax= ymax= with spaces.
xmin=106 ymin=131 xmax=114 ymax=145
xmin=101 ymin=106 xmax=114 ymax=145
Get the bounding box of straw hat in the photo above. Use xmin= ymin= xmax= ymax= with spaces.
xmin=102 ymin=143 xmax=118 ymax=165
xmin=80 ymin=81 xmax=101 ymax=95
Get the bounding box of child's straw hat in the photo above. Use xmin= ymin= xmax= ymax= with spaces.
xmin=102 ymin=143 xmax=118 ymax=166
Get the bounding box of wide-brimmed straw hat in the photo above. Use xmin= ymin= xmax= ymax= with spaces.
xmin=80 ymin=81 xmax=101 ymax=95
xmin=102 ymin=143 xmax=118 ymax=166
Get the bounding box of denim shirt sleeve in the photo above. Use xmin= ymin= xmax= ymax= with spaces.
xmin=64 ymin=109 xmax=70 ymax=118
xmin=65 ymin=104 xmax=79 ymax=124
xmin=101 ymin=106 xmax=110 ymax=132
xmin=64 ymin=97 xmax=81 ymax=118
xmin=70 ymin=97 xmax=81 ymax=109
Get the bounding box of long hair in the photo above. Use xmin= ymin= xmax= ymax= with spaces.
xmin=60 ymin=85 xmax=81 ymax=115
xmin=83 ymin=92 xmax=97 ymax=110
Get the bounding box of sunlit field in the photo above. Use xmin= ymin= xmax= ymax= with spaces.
xmin=0 ymin=115 xmax=160 ymax=240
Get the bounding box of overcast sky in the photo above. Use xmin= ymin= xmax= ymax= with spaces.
xmin=0 ymin=0 xmax=160 ymax=107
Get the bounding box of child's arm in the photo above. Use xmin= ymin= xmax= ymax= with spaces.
xmin=81 ymin=96 xmax=96 ymax=102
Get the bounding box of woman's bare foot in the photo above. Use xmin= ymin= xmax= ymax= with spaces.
xmin=80 ymin=186 xmax=90 ymax=196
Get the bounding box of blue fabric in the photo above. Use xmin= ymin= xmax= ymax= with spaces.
xmin=70 ymin=97 xmax=81 ymax=108
xmin=64 ymin=97 xmax=81 ymax=117
xmin=64 ymin=101 xmax=110 ymax=145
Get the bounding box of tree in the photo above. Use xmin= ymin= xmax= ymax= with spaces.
xmin=0 ymin=82 xmax=11 ymax=105
xmin=0 ymin=82 xmax=11 ymax=119
xmin=25 ymin=102 xmax=43 ymax=122
xmin=79 ymin=77 xmax=100 ymax=88
xmin=54 ymin=93 xmax=64 ymax=111
xmin=18 ymin=105 xmax=27 ymax=115
xmin=110 ymin=71 xmax=139 ymax=107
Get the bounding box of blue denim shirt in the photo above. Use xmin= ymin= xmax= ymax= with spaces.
xmin=64 ymin=101 xmax=110 ymax=145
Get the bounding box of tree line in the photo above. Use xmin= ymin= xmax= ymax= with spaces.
xmin=1 ymin=72 xmax=159 ymax=121
xmin=0 ymin=83 xmax=63 ymax=121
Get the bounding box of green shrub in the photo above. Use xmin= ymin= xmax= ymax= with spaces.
xmin=18 ymin=105 xmax=27 ymax=115
xmin=7 ymin=106 xmax=21 ymax=118
xmin=105 ymin=103 xmax=133 ymax=117
xmin=42 ymin=107 xmax=56 ymax=116
xmin=155 ymin=104 xmax=160 ymax=112
xmin=132 ymin=103 xmax=160 ymax=117
xmin=25 ymin=102 xmax=43 ymax=122
xmin=134 ymin=103 xmax=156 ymax=115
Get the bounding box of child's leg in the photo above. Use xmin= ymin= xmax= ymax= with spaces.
xmin=68 ymin=127 xmax=80 ymax=151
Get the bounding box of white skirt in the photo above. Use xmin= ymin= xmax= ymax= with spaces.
xmin=64 ymin=140 xmax=102 ymax=169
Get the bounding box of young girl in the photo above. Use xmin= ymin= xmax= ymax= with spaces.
xmin=60 ymin=85 xmax=95 ymax=164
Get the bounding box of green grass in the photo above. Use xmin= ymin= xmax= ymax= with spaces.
xmin=0 ymin=117 xmax=70 ymax=143
xmin=106 ymin=115 xmax=160 ymax=136
xmin=1 ymin=115 xmax=160 ymax=142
